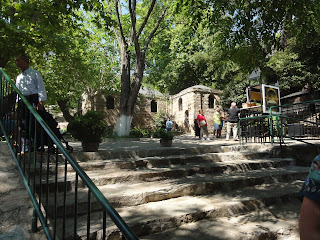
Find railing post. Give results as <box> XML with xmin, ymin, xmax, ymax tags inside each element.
<box><xmin>238</xmin><ymin>120</ymin><xmax>241</xmax><ymax>144</ymax></box>
<box><xmin>0</xmin><ymin>70</ymin><xmax>2</xmax><ymax>96</ymax></box>
<box><xmin>0</xmin><ymin>70</ymin><xmax>3</xmax><ymax>113</ymax></box>
<box><xmin>270</xmin><ymin>114</ymin><xmax>273</xmax><ymax>144</ymax></box>
<box><xmin>32</xmin><ymin>209</ymin><xmax>38</xmax><ymax>232</ymax></box>
<box><xmin>276</xmin><ymin>116</ymin><xmax>280</xmax><ymax>142</ymax></box>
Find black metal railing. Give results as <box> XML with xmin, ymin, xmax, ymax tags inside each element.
<box><xmin>239</xmin><ymin>99</ymin><xmax>320</xmax><ymax>145</ymax></box>
<box><xmin>0</xmin><ymin>68</ymin><xmax>138</xmax><ymax>240</ymax></box>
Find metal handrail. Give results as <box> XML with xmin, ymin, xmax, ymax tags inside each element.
<box><xmin>239</xmin><ymin>99</ymin><xmax>320</xmax><ymax>145</ymax></box>
<box><xmin>0</xmin><ymin>68</ymin><xmax>138</xmax><ymax>240</ymax></box>
<box><xmin>272</xmin><ymin>99</ymin><xmax>320</xmax><ymax>108</ymax></box>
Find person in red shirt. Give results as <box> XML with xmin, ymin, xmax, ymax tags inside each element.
<box><xmin>196</xmin><ymin>109</ymin><xmax>210</xmax><ymax>140</ymax></box>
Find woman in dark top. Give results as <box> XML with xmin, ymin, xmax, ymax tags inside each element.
<box><xmin>193</xmin><ymin>117</ymin><xmax>200</xmax><ymax>138</ymax></box>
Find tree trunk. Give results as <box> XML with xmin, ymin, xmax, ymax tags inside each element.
<box><xmin>114</xmin><ymin>39</ymin><xmax>132</xmax><ymax>136</ymax></box>
<box><xmin>113</xmin><ymin>0</ymin><xmax>167</xmax><ymax>136</ymax></box>
<box><xmin>57</xmin><ymin>99</ymin><xmax>74</xmax><ymax>122</ymax></box>
<box><xmin>128</xmin><ymin>53</ymin><xmax>145</xmax><ymax>114</ymax></box>
<box><xmin>114</xmin><ymin>43</ymin><xmax>146</xmax><ymax>136</ymax></box>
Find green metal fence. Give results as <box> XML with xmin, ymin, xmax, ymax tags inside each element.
<box><xmin>239</xmin><ymin>99</ymin><xmax>320</xmax><ymax>145</ymax></box>
<box><xmin>0</xmin><ymin>68</ymin><xmax>138</xmax><ymax>240</ymax></box>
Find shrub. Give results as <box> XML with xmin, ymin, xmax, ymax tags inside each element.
<box><xmin>130</xmin><ymin>127</ymin><xmax>152</xmax><ymax>138</ymax></box>
<box><xmin>130</xmin><ymin>127</ymin><xmax>144</xmax><ymax>138</ymax></box>
<box><xmin>152</xmin><ymin>128</ymin><xmax>174</xmax><ymax>140</ymax></box>
<box><xmin>67</xmin><ymin>111</ymin><xmax>108</xmax><ymax>143</ymax></box>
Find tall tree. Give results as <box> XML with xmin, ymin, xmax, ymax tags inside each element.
<box><xmin>105</xmin><ymin>0</ymin><xmax>174</xmax><ymax>136</ymax></box>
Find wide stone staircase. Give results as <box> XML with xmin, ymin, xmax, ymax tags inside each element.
<box><xmin>36</xmin><ymin>143</ymin><xmax>308</xmax><ymax>239</ymax></box>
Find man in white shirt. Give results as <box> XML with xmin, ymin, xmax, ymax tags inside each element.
<box><xmin>15</xmin><ymin>55</ymin><xmax>47</xmax><ymax>110</ymax></box>
<box><xmin>15</xmin><ymin>54</ymin><xmax>47</xmax><ymax>153</ymax></box>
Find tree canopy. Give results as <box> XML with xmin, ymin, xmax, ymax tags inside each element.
<box><xmin>144</xmin><ymin>0</ymin><xmax>320</xmax><ymax>106</ymax></box>
<box><xmin>1</xmin><ymin>0</ymin><xmax>319</xmax><ymax>115</ymax></box>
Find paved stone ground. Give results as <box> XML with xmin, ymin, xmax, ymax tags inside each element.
<box><xmin>0</xmin><ymin>143</ymin><xmax>46</xmax><ymax>240</ymax></box>
<box><xmin>68</xmin><ymin>134</ymin><xmax>258</xmax><ymax>152</ymax></box>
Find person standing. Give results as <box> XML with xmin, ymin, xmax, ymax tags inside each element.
<box><xmin>299</xmin><ymin>154</ymin><xmax>320</xmax><ymax>240</ymax></box>
<box><xmin>226</xmin><ymin>102</ymin><xmax>240</xmax><ymax>141</ymax></box>
<box><xmin>213</xmin><ymin>106</ymin><xmax>222</xmax><ymax>138</ymax></box>
<box><xmin>197</xmin><ymin>109</ymin><xmax>210</xmax><ymax>141</ymax></box>
<box><xmin>166</xmin><ymin>117</ymin><xmax>173</xmax><ymax>132</ymax></box>
<box><xmin>15</xmin><ymin>54</ymin><xmax>47</xmax><ymax>153</ymax></box>
<box><xmin>161</xmin><ymin>118</ymin><xmax>166</xmax><ymax>129</ymax></box>
<box><xmin>193</xmin><ymin>116</ymin><xmax>200</xmax><ymax>139</ymax></box>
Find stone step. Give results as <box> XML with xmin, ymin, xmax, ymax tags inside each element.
<box><xmin>140</xmin><ymin>198</ymin><xmax>301</xmax><ymax>240</ymax></box>
<box><xmin>29</xmin><ymin>151</ymin><xmax>274</xmax><ymax>176</ymax></box>
<box><xmin>70</xmin><ymin>144</ymin><xmax>271</xmax><ymax>162</ymax></box>
<box><xmin>43</xmin><ymin>166</ymin><xmax>307</xmax><ymax>217</ymax></box>
<box><xmin>84</xmin><ymin>157</ymin><xmax>295</xmax><ymax>186</ymax></box>
<box><xmin>35</xmin><ymin>157</ymin><xmax>296</xmax><ymax>193</ymax></box>
<box><xmin>79</xmin><ymin>151</ymin><xmax>271</xmax><ymax>169</ymax></box>
<box><xmin>54</xmin><ymin>180</ymin><xmax>303</xmax><ymax>239</ymax></box>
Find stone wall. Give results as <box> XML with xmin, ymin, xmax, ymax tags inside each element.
<box><xmin>83</xmin><ymin>93</ymin><xmax>168</xmax><ymax>130</ymax></box>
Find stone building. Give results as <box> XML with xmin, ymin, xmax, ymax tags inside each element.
<box><xmin>168</xmin><ymin>85</ymin><xmax>222</xmax><ymax>132</ymax></box>
<box><xmin>82</xmin><ymin>87</ymin><xmax>167</xmax><ymax>130</ymax></box>
<box><xmin>82</xmin><ymin>85</ymin><xmax>222</xmax><ymax>133</ymax></box>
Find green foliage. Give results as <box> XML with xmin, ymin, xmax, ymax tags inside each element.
<box><xmin>177</xmin><ymin>0</ymin><xmax>320</xmax><ymax>69</ymax></box>
<box><xmin>0</xmin><ymin>0</ymin><xmax>85</xmax><ymax>67</ymax></box>
<box><xmin>1</xmin><ymin>2</ymin><xmax>117</xmax><ymax>117</ymax></box>
<box><xmin>67</xmin><ymin>110</ymin><xmax>108</xmax><ymax>143</ymax></box>
<box><xmin>292</xmin><ymin>30</ymin><xmax>320</xmax><ymax>90</ymax></box>
<box><xmin>146</xmin><ymin>23</ymin><xmax>219</xmax><ymax>94</ymax></box>
<box><xmin>129</xmin><ymin>127</ymin><xmax>152</xmax><ymax>138</ymax></box>
<box><xmin>2</xmin><ymin>0</ymin><xmax>319</xmax><ymax>124</ymax></box>
<box><xmin>153</xmin><ymin>109</ymin><xmax>167</xmax><ymax>128</ymax></box>
<box><xmin>266</xmin><ymin>35</ymin><xmax>319</xmax><ymax>96</ymax></box>
<box><xmin>219</xmin><ymin>75</ymin><xmax>248</xmax><ymax>110</ymax></box>
<box><xmin>152</xmin><ymin>128</ymin><xmax>174</xmax><ymax>140</ymax></box>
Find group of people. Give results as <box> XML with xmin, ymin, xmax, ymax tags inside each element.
<box><xmin>194</xmin><ymin>102</ymin><xmax>240</xmax><ymax>141</ymax></box>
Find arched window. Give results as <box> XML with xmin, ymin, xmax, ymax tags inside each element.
<box><xmin>106</xmin><ymin>95</ymin><xmax>115</xmax><ymax>109</ymax></box>
<box><xmin>185</xmin><ymin>110</ymin><xmax>189</xmax><ymax>118</ymax></box>
<box><xmin>151</xmin><ymin>100</ymin><xmax>157</xmax><ymax>112</ymax></box>
<box><xmin>208</xmin><ymin>94</ymin><xmax>215</xmax><ymax>108</ymax></box>
<box><xmin>178</xmin><ymin>98</ymin><xmax>183</xmax><ymax>111</ymax></box>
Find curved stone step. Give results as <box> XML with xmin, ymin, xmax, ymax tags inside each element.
<box><xmin>69</xmin><ymin>143</ymin><xmax>271</xmax><ymax>162</ymax></box>
<box><xmin>54</xmin><ymin>180</ymin><xmax>303</xmax><ymax>239</ymax></box>
<box><xmin>34</xmin><ymin>157</ymin><xmax>296</xmax><ymax>193</ymax></box>
<box><xmin>29</xmin><ymin>151</ymin><xmax>280</xmax><ymax>176</ymax></box>
<box><xmin>140</xmin><ymin>199</ymin><xmax>301</xmax><ymax>240</ymax></box>
<box><xmin>43</xmin><ymin>166</ymin><xmax>307</xmax><ymax>218</ymax></box>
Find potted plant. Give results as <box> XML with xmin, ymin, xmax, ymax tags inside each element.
<box><xmin>153</xmin><ymin>128</ymin><xmax>174</xmax><ymax>147</ymax></box>
<box><xmin>67</xmin><ymin>110</ymin><xmax>108</xmax><ymax>152</ymax></box>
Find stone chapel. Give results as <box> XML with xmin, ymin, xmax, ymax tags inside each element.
<box><xmin>82</xmin><ymin>85</ymin><xmax>222</xmax><ymax>133</ymax></box>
